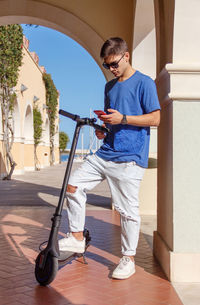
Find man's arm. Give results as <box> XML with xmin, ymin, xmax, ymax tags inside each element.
<box><xmin>100</xmin><ymin>108</ymin><xmax>160</xmax><ymax>127</ymax></box>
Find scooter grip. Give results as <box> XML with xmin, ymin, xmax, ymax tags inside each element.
<box><xmin>59</xmin><ymin>109</ymin><xmax>79</xmax><ymax>121</ymax></box>
<box><xmin>93</xmin><ymin>123</ymin><xmax>110</xmax><ymax>133</ymax></box>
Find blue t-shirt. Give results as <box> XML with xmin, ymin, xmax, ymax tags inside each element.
<box><xmin>96</xmin><ymin>71</ymin><xmax>161</xmax><ymax>168</ymax></box>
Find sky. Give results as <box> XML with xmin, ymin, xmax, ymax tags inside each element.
<box><xmin>22</xmin><ymin>24</ymin><xmax>106</xmax><ymax>150</ymax></box>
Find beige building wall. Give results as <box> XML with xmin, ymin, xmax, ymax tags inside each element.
<box><xmin>0</xmin><ymin>35</ymin><xmax>60</xmax><ymax>177</ymax></box>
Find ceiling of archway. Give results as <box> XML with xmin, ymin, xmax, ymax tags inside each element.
<box><xmin>33</xmin><ymin>0</ymin><xmax>135</xmax><ymax>49</ymax></box>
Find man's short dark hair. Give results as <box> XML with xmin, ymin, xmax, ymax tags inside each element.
<box><xmin>100</xmin><ymin>37</ymin><xmax>128</xmax><ymax>58</ymax></box>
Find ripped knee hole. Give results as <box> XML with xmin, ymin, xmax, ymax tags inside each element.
<box><xmin>67</xmin><ymin>184</ymin><xmax>77</xmax><ymax>193</ymax></box>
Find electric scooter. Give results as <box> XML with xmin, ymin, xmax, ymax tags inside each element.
<box><xmin>35</xmin><ymin>109</ymin><xmax>109</xmax><ymax>286</ymax></box>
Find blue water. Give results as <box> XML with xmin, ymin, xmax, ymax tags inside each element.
<box><xmin>61</xmin><ymin>154</ymin><xmax>70</xmax><ymax>162</ymax></box>
<box><xmin>61</xmin><ymin>150</ymin><xmax>94</xmax><ymax>162</ymax></box>
<box><xmin>61</xmin><ymin>154</ymin><xmax>81</xmax><ymax>162</ymax></box>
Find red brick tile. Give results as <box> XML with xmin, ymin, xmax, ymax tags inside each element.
<box><xmin>0</xmin><ymin>208</ymin><xmax>183</xmax><ymax>305</ymax></box>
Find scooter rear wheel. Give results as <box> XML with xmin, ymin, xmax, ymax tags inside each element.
<box><xmin>35</xmin><ymin>252</ymin><xmax>58</xmax><ymax>286</ymax></box>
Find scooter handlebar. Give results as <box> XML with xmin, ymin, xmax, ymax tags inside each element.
<box><xmin>59</xmin><ymin>109</ymin><xmax>110</xmax><ymax>133</ymax></box>
<box><xmin>90</xmin><ymin>122</ymin><xmax>109</xmax><ymax>133</ymax></box>
<box><xmin>59</xmin><ymin>109</ymin><xmax>80</xmax><ymax>121</ymax></box>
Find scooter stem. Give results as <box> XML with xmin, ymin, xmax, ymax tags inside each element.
<box><xmin>56</xmin><ymin>122</ymin><xmax>82</xmax><ymax>215</ymax></box>
<box><xmin>42</xmin><ymin>122</ymin><xmax>82</xmax><ymax>264</ymax></box>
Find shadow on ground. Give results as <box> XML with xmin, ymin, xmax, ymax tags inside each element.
<box><xmin>0</xmin><ymin>179</ymin><xmax>111</xmax><ymax>209</ymax></box>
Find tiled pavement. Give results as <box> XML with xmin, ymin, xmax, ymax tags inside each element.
<box><xmin>0</xmin><ymin>163</ymin><xmax>184</xmax><ymax>305</ymax></box>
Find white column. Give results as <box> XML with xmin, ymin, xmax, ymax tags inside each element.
<box><xmin>154</xmin><ymin>63</ymin><xmax>200</xmax><ymax>282</ymax></box>
<box><xmin>153</xmin><ymin>0</ymin><xmax>200</xmax><ymax>282</ymax></box>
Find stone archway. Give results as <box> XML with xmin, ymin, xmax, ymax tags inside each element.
<box><xmin>0</xmin><ymin>0</ymin><xmax>116</xmax><ymax>81</ymax></box>
<box><xmin>0</xmin><ymin>0</ymin><xmax>162</xmax><ymax>253</ymax></box>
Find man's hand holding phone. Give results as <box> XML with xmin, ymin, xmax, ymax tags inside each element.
<box><xmin>93</xmin><ymin>111</ymin><xmax>107</xmax><ymax>139</ymax></box>
<box><xmin>93</xmin><ymin>110</ymin><xmax>106</xmax><ymax>118</ymax></box>
<box><xmin>94</xmin><ymin>109</ymin><xmax>123</xmax><ymax>125</ymax></box>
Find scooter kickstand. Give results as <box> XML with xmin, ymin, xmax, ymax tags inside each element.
<box><xmin>76</xmin><ymin>251</ymin><xmax>88</xmax><ymax>265</ymax></box>
<box><xmin>82</xmin><ymin>252</ymin><xmax>88</xmax><ymax>265</ymax></box>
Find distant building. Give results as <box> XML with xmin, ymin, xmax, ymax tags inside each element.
<box><xmin>0</xmin><ymin>35</ymin><xmax>59</xmax><ymax>177</ymax></box>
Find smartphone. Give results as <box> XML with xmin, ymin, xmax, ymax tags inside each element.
<box><xmin>94</xmin><ymin>110</ymin><xmax>106</xmax><ymax>116</ymax></box>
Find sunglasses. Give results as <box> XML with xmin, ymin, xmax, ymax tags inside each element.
<box><xmin>102</xmin><ymin>53</ymin><xmax>125</xmax><ymax>70</ymax></box>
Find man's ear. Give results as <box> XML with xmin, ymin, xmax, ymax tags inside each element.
<box><xmin>125</xmin><ymin>52</ymin><xmax>130</xmax><ymax>62</ymax></box>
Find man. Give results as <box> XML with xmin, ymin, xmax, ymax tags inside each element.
<box><xmin>59</xmin><ymin>37</ymin><xmax>160</xmax><ymax>279</ymax></box>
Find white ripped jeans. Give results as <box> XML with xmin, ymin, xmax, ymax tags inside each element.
<box><xmin>66</xmin><ymin>154</ymin><xmax>145</xmax><ymax>256</ymax></box>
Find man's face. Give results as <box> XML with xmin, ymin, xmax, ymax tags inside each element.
<box><xmin>103</xmin><ymin>52</ymin><xmax>129</xmax><ymax>77</ymax></box>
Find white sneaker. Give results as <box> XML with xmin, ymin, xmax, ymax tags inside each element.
<box><xmin>59</xmin><ymin>233</ymin><xmax>85</xmax><ymax>253</ymax></box>
<box><xmin>112</xmin><ymin>256</ymin><xmax>135</xmax><ymax>279</ymax></box>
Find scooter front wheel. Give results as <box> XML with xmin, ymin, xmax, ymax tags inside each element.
<box><xmin>35</xmin><ymin>252</ymin><xmax>58</xmax><ymax>286</ymax></box>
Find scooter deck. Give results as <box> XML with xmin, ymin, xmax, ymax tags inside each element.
<box><xmin>58</xmin><ymin>229</ymin><xmax>91</xmax><ymax>263</ymax></box>
<box><xmin>58</xmin><ymin>250</ymin><xmax>76</xmax><ymax>262</ymax></box>
<box><xmin>58</xmin><ymin>250</ymin><xmax>88</xmax><ymax>265</ymax></box>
